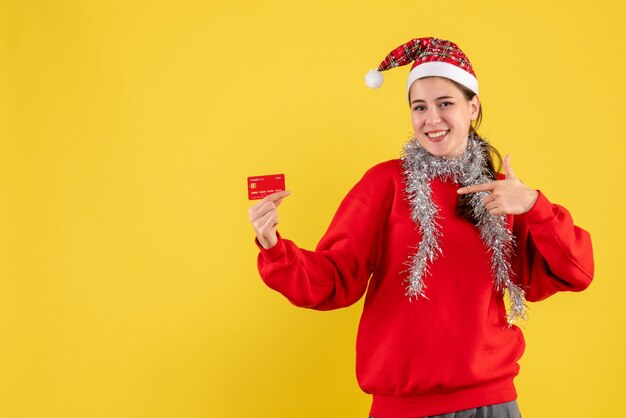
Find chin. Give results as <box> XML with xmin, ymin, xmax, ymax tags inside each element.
<box><xmin>417</xmin><ymin>142</ymin><xmax>452</xmax><ymax>157</ymax></box>
<box><xmin>417</xmin><ymin>135</ymin><xmax>467</xmax><ymax>158</ymax></box>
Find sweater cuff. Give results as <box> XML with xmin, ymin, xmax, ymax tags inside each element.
<box><xmin>254</xmin><ymin>231</ymin><xmax>288</xmax><ymax>263</ymax></box>
<box><xmin>517</xmin><ymin>190</ymin><xmax>554</xmax><ymax>224</ymax></box>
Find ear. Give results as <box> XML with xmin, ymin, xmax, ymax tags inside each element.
<box><xmin>469</xmin><ymin>95</ymin><xmax>480</xmax><ymax>120</ymax></box>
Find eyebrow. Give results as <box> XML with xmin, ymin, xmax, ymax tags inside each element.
<box><xmin>411</xmin><ymin>96</ymin><xmax>455</xmax><ymax>105</ymax></box>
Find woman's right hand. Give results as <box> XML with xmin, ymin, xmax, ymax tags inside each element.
<box><xmin>248</xmin><ymin>190</ymin><xmax>291</xmax><ymax>249</ymax></box>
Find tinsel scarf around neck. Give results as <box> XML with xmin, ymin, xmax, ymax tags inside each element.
<box><xmin>400</xmin><ymin>131</ymin><xmax>527</xmax><ymax>325</ymax></box>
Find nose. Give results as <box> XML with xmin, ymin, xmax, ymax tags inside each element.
<box><xmin>425</xmin><ymin>107</ymin><xmax>441</xmax><ymax>126</ymax></box>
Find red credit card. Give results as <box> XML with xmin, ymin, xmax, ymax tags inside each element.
<box><xmin>247</xmin><ymin>174</ymin><xmax>286</xmax><ymax>200</ymax></box>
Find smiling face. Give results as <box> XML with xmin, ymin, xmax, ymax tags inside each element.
<box><xmin>408</xmin><ymin>77</ymin><xmax>480</xmax><ymax>158</ymax></box>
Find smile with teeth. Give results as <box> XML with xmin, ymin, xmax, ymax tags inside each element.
<box><xmin>426</xmin><ymin>129</ymin><xmax>449</xmax><ymax>138</ymax></box>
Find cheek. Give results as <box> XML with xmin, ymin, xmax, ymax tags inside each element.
<box><xmin>411</xmin><ymin>113</ymin><xmax>423</xmax><ymax>129</ymax></box>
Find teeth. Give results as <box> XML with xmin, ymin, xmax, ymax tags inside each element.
<box><xmin>427</xmin><ymin>130</ymin><xmax>448</xmax><ymax>138</ymax></box>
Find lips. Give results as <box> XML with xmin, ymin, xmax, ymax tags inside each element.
<box><xmin>425</xmin><ymin>129</ymin><xmax>449</xmax><ymax>143</ymax></box>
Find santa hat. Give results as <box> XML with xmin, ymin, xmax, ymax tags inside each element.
<box><xmin>365</xmin><ymin>37</ymin><xmax>479</xmax><ymax>98</ymax></box>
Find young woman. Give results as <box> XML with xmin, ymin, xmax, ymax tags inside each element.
<box><xmin>248</xmin><ymin>37</ymin><xmax>594</xmax><ymax>418</ymax></box>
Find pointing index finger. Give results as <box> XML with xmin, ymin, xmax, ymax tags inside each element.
<box><xmin>457</xmin><ymin>182</ymin><xmax>496</xmax><ymax>194</ymax></box>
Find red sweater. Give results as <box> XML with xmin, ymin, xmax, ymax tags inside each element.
<box><xmin>255</xmin><ymin>159</ymin><xmax>594</xmax><ymax>418</ymax></box>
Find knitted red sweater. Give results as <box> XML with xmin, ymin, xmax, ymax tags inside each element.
<box><xmin>255</xmin><ymin>159</ymin><xmax>594</xmax><ymax>418</ymax></box>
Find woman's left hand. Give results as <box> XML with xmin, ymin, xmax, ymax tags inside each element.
<box><xmin>457</xmin><ymin>154</ymin><xmax>539</xmax><ymax>215</ymax></box>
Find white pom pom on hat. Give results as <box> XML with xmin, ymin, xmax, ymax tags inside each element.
<box><xmin>364</xmin><ymin>37</ymin><xmax>479</xmax><ymax>98</ymax></box>
<box><xmin>365</xmin><ymin>69</ymin><xmax>384</xmax><ymax>88</ymax></box>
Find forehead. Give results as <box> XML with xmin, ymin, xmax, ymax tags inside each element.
<box><xmin>409</xmin><ymin>77</ymin><xmax>462</xmax><ymax>100</ymax></box>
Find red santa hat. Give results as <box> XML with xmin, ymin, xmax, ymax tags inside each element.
<box><xmin>365</xmin><ymin>37</ymin><xmax>479</xmax><ymax>98</ymax></box>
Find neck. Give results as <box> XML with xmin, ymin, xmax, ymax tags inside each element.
<box><xmin>401</xmin><ymin>131</ymin><xmax>485</xmax><ymax>185</ymax></box>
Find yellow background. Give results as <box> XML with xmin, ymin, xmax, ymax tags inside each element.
<box><xmin>1</xmin><ymin>1</ymin><xmax>624</xmax><ymax>417</ymax></box>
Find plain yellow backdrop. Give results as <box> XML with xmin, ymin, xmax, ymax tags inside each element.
<box><xmin>1</xmin><ymin>1</ymin><xmax>624</xmax><ymax>417</ymax></box>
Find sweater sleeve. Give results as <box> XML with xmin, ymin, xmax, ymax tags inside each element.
<box><xmin>511</xmin><ymin>190</ymin><xmax>594</xmax><ymax>302</ymax></box>
<box><xmin>254</xmin><ymin>164</ymin><xmax>391</xmax><ymax>311</ymax></box>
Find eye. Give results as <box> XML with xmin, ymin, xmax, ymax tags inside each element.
<box><xmin>440</xmin><ymin>101</ymin><xmax>454</xmax><ymax>107</ymax></box>
<box><xmin>412</xmin><ymin>105</ymin><xmax>426</xmax><ymax>111</ymax></box>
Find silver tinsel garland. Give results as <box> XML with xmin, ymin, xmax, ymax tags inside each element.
<box><xmin>400</xmin><ymin>131</ymin><xmax>528</xmax><ymax>325</ymax></box>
